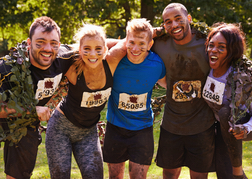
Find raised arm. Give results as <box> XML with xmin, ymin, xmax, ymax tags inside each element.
<box><xmin>106</xmin><ymin>38</ymin><xmax>127</xmax><ymax>76</ymax></box>
<box><xmin>106</xmin><ymin>38</ymin><xmax>122</xmax><ymax>49</ymax></box>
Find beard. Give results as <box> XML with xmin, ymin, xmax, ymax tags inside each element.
<box><xmin>30</xmin><ymin>44</ymin><xmax>56</xmax><ymax>68</ymax></box>
<box><xmin>173</xmin><ymin>25</ymin><xmax>190</xmax><ymax>41</ymax></box>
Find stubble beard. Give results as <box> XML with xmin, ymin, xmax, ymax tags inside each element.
<box><xmin>30</xmin><ymin>44</ymin><xmax>55</xmax><ymax>68</ymax></box>
<box><xmin>171</xmin><ymin>22</ymin><xmax>190</xmax><ymax>42</ymax></box>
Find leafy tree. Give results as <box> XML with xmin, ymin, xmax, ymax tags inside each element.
<box><xmin>0</xmin><ymin>0</ymin><xmax>38</xmax><ymax>53</ymax></box>
<box><xmin>0</xmin><ymin>0</ymin><xmax>252</xmax><ymax>50</ymax></box>
<box><xmin>44</xmin><ymin>0</ymin><xmax>141</xmax><ymax>43</ymax></box>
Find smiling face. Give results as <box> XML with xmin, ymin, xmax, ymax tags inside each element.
<box><xmin>162</xmin><ymin>7</ymin><xmax>192</xmax><ymax>45</ymax></box>
<box><xmin>27</xmin><ymin>26</ymin><xmax>60</xmax><ymax>70</ymax></box>
<box><xmin>126</xmin><ymin>31</ymin><xmax>153</xmax><ymax>64</ymax></box>
<box><xmin>79</xmin><ymin>35</ymin><xmax>106</xmax><ymax>69</ymax></box>
<box><xmin>207</xmin><ymin>32</ymin><xmax>229</xmax><ymax>76</ymax></box>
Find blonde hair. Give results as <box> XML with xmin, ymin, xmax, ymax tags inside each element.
<box><xmin>72</xmin><ymin>24</ymin><xmax>107</xmax><ymax>75</ymax></box>
<box><xmin>126</xmin><ymin>18</ymin><xmax>153</xmax><ymax>42</ymax></box>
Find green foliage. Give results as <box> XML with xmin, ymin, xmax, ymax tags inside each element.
<box><xmin>1</xmin><ymin>0</ymin><xmax>252</xmax><ymax>47</ymax></box>
<box><xmin>0</xmin><ymin>0</ymin><xmax>40</xmax><ymax>48</ymax></box>
<box><xmin>0</xmin><ymin>41</ymin><xmax>38</xmax><ymax>145</ymax></box>
<box><xmin>226</xmin><ymin>56</ymin><xmax>252</xmax><ymax>125</ymax></box>
<box><xmin>2</xmin><ymin>127</ymin><xmax>252</xmax><ymax>178</ymax></box>
<box><xmin>0</xmin><ymin>0</ymin><xmax>36</xmax><ymax>28</ymax></box>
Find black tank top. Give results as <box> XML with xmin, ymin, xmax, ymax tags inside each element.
<box><xmin>60</xmin><ymin>60</ymin><xmax>113</xmax><ymax>128</ymax></box>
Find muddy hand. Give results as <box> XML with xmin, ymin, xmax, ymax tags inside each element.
<box><xmin>229</xmin><ymin>123</ymin><xmax>248</xmax><ymax>140</ymax></box>
<box><xmin>36</xmin><ymin>106</ymin><xmax>51</xmax><ymax>121</ymax></box>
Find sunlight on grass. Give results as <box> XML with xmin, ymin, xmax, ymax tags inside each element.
<box><xmin>0</xmin><ymin>106</ymin><xmax>251</xmax><ymax>178</ymax></box>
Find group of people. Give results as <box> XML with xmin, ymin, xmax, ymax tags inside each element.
<box><xmin>0</xmin><ymin>2</ymin><xmax>251</xmax><ymax>179</ymax></box>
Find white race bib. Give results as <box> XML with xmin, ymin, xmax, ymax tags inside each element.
<box><xmin>35</xmin><ymin>73</ymin><xmax>62</xmax><ymax>100</ymax></box>
<box><xmin>172</xmin><ymin>80</ymin><xmax>201</xmax><ymax>102</ymax></box>
<box><xmin>118</xmin><ymin>93</ymin><xmax>147</xmax><ymax>111</ymax></box>
<box><xmin>81</xmin><ymin>87</ymin><xmax>111</xmax><ymax>108</ymax></box>
<box><xmin>203</xmin><ymin>76</ymin><xmax>225</xmax><ymax>105</ymax></box>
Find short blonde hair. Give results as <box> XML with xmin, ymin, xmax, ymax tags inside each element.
<box><xmin>126</xmin><ymin>18</ymin><xmax>153</xmax><ymax>42</ymax></box>
<box><xmin>73</xmin><ymin>24</ymin><xmax>107</xmax><ymax>75</ymax></box>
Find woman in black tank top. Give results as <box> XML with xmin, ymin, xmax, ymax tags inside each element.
<box><xmin>45</xmin><ymin>24</ymin><xmax>126</xmax><ymax>179</ymax></box>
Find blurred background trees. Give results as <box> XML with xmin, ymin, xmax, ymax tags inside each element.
<box><xmin>1</xmin><ymin>0</ymin><xmax>252</xmax><ymax>56</ymax></box>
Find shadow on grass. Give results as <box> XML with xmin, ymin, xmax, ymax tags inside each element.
<box><xmin>0</xmin><ymin>123</ymin><xmax>251</xmax><ymax>178</ymax></box>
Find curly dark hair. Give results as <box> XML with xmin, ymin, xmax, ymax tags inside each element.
<box><xmin>205</xmin><ymin>22</ymin><xmax>246</xmax><ymax>66</ymax></box>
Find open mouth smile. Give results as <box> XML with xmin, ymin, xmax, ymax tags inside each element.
<box><xmin>41</xmin><ymin>52</ymin><xmax>52</xmax><ymax>59</ymax></box>
<box><xmin>131</xmin><ymin>52</ymin><xmax>141</xmax><ymax>56</ymax></box>
<box><xmin>172</xmin><ymin>28</ymin><xmax>182</xmax><ymax>34</ymax></box>
<box><xmin>89</xmin><ymin>58</ymin><xmax>98</xmax><ymax>63</ymax></box>
<box><xmin>210</xmin><ymin>55</ymin><xmax>218</xmax><ymax>64</ymax></box>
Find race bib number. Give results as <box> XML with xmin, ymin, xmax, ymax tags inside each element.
<box><xmin>81</xmin><ymin>87</ymin><xmax>111</xmax><ymax>108</ymax></box>
<box><xmin>172</xmin><ymin>80</ymin><xmax>201</xmax><ymax>102</ymax></box>
<box><xmin>118</xmin><ymin>93</ymin><xmax>147</xmax><ymax>111</ymax></box>
<box><xmin>203</xmin><ymin>76</ymin><xmax>225</xmax><ymax>105</ymax></box>
<box><xmin>35</xmin><ymin>73</ymin><xmax>62</xmax><ymax>100</ymax></box>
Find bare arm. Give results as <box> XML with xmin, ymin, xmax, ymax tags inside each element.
<box><xmin>106</xmin><ymin>38</ymin><xmax>121</xmax><ymax>49</ymax></box>
<box><xmin>157</xmin><ymin>76</ymin><xmax>167</xmax><ymax>89</ymax></box>
<box><xmin>106</xmin><ymin>38</ymin><xmax>127</xmax><ymax>76</ymax></box>
<box><xmin>0</xmin><ymin>104</ymin><xmax>17</xmax><ymax>118</ymax></box>
<box><xmin>0</xmin><ymin>103</ymin><xmax>51</xmax><ymax>121</ymax></box>
<box><xmin>152</xmin><ymin>25</ymin><xmax>166</xmax><ymax>39</ymax></box>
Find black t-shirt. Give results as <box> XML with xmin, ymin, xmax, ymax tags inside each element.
<box><xmin>0</xmin><ymin>45</ymin><xmax>74</xmax><ymax>106</ymax></box>
<box><xmin>0</xmin><ymin>45</ymin><xmax>74</xmax><ymax>130</ymax></box>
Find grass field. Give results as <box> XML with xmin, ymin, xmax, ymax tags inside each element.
<box><xmin>0</xmin><ymin>86</ymin><xmax>252</xmax><ymax>178</ymax></box>
<box><xmin>0</xmin><ymin>120</ymin><xmax>251</xmax><ymax>179</ymax></box>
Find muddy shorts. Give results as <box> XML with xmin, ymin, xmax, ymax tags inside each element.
<box><xmin>156</xmin><ymin>125</ymin><xmax>215</xmax><ymax>172</ymax></box>
<box><xmin>103</xmin><ymin>122</ymin><xmax>154</xmax><ymax>165</ymax></box>
<box><xmin>4</xmin><ymin>127</ymin><xmax>41</xmax><ymax>179</ymax></box>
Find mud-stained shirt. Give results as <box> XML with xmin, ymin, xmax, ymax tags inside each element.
<box><xmin>152</xmin><ymin>35</ymin><xmax>215</xmax><ymax>135</ymax></box>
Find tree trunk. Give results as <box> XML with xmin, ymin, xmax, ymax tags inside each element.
<box><xmin>250</xmin><ymin>46</ymin><xmax>252</xmax><ymax>59</ymax></box>
<box><xmin>119</xmin><ymin>0</ymin><xmax>131</xmax><ymax>28</ymax></box>
<box><xmin>141</xmin><ymin>0</ymin><xmax>154</xmax><ymax>24</ymax></box>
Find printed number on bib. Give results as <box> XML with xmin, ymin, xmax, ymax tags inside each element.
<box><xmin>81</xmin><ymin>87</ymin><xmax>111</xmax><ymax>108</ymax></box>
<box><xmin>118</xmin><ymin>93</ymin><xmax>147</xmax><ymax>111</ymax></box>
<box><xmin>172</xmin><ymin>80</ymin><xmax>201</xmax><ymax>102</ymax></box>
<box><xmin>203</xmin><ymin>76</ymin><xmax>225</xmax><ymax>105</ymax></box>
<box><xmin>35</xmin><ymin>73</ymin><xmax>62</xmax><ymax>100</ymax></box>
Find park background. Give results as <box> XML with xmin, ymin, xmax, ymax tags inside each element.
<box><xmin>1</xmin><ymin>0</ymin><xmax>252</xmax><ymax>178</ymax></box>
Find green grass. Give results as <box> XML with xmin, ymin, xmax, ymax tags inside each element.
<box><xmin>0</xmin><ymin>87</ymin><xmax>251</xmax><ymax>178</ymax></box>
<box><xmin>0</xmin><ymin>120</ymin><xmax>252</xmax><ymax>178</ymax></box>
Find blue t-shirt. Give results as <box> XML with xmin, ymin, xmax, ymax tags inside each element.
<box><xmin>106</xmin><ymin>50</ymin><xmax>166</xmax><ymax>130</ymax></box>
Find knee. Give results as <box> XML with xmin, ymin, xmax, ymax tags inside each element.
<box><xmin>163</xmin><ymin>168</ymin><xmax>181</xmax><ymax>179</ymax></box>
<box><xmin>190</xmin><ymin>170</ymin><xmax>208</xmax><ymax>179</ymax></box>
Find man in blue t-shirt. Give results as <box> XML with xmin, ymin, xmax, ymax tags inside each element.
<box><xmin>103</xmin><ymin>18</ymin><xmax>166</xmax><ymax>179</ymax></box>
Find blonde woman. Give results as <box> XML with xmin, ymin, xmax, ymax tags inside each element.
<box><xmin>45</xmin><ymin>24</ymin><xmax>125</xmax><ymax>179</ymax></box>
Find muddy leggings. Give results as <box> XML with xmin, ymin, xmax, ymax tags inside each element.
<box><xmin>45</xmin><ymin>109</ymin><xmax>103</xmax><ymax>179</ymax></box>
